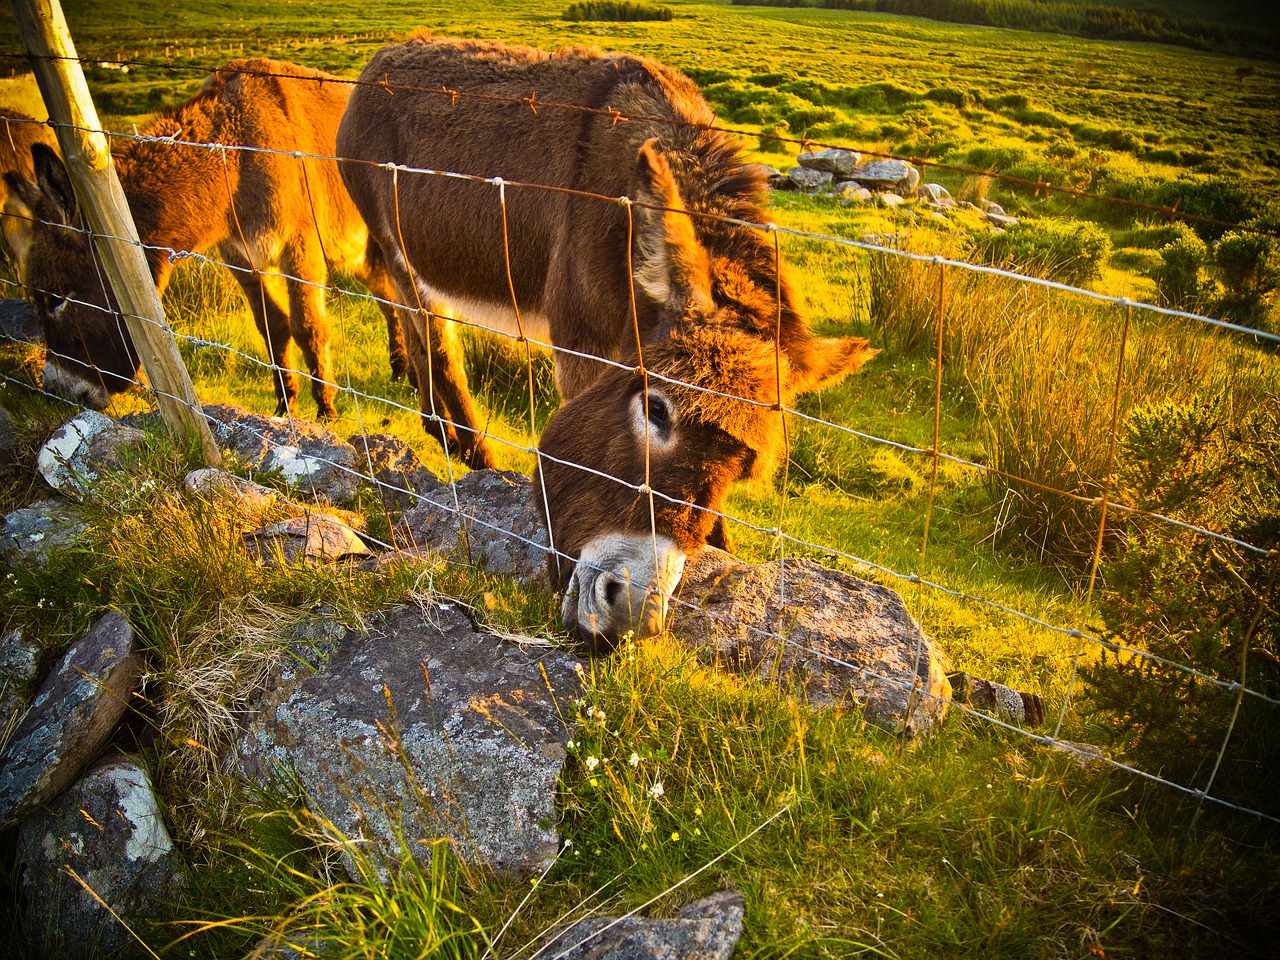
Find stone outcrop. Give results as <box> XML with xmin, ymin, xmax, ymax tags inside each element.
<box><xmin>348</xmin><ymin>431</ymin><xmax>440</xmax><ymax>512</ymax></box>
<box><xmin>797</xmin><ymin>147</ymin><xmax>862</xmax><ymax>177</ymax></box>
<box><xmin>672</xmin><ymin>548</ymin><xmax>950</xmax><ymax>736</ymax></box>
<box><xmin>202</xmin><ymin>403</ymin><xmax>361</xmax><ymax>503</ymax></box>
<box><xmin>234</xmin><ymin>603</ymin><xmax>583</xmax><ymax>880</ymax></box>
<box><xmin>394</xmin><ymin>469</ymin><xmax>550</xmax><ymax>586</ymax></box>
<box><xmin>0</xmin><ymin>612</ymin><xmax>140</xmax><ymax>829</ymax></box>
<box><xmin>1</xmin><ymin>498</ymin><xmax>90</xmax><ymax>569</ymax></box>
<box><xmin>846</xmin><ymin>158</ymin><xmax>921</xmax><ymax>194</ymax></box>
<box><xmin>17</xmin><ymin>755</ymin><xmax>184</xmax><ymax>960</ymax></box>
<box><xmin>183</xmin><ymin>467</ymin><xmax>280</xmax><ymax>513</ymax></box>
<box><xmin>540</xmin><ymin>891</ymin><xmax>746</xmax><ymax>960</ymax></box>
<box><xmin>36</xmin><ymin>411</ymin><xmax>147</xmax><ymax>499</ymax></box>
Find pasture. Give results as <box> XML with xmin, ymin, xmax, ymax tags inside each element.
<box><xmin>0</xmin><ymin>1</ymin><xmax>1277</xmax><ymax>957</ymax></box>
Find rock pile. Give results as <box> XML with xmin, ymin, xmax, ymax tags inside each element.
<box><xmin>767</xmin><ymin>147</ymin><xmax>1020</xmax><ymax>231</ymax></box>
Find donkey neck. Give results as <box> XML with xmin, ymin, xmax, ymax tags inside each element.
<box><xmin>113</xmin><ymin>96</ymin><xmax>236</xmax><ymax>283</ymax></box>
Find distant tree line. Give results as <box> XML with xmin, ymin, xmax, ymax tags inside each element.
<box><xmin>730</xmin><ymin>0</ymin><xmax>1279</xmax><ymax>61</ymax></box>
<box><xmin>564</xmin><ymin>1</ymin><xmax>675</xmax><ymax>21</ymax></box>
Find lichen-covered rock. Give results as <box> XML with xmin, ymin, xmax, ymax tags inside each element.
<box><xmin>202</xmin><ymin>403</ymin><xmax>361</xmax><ymax>503</ymax></box>
<box><xmin>986</xmin><ymin>211</ymin><xmax>1020</xmax><ymax>228</ymax></box>
<box><xmin>918</xmin><ymin>182</ymin><xmax>955</xmax><ymax>208</ymax></box>
<box><xmin>17</xmin><ymin>755</ymin><xmax>184</xmax><ymax>960</ymax></box>
<box><xmin>797</xmin><ymin>148</ymin><xmax>862</xmax><ymax>177</ymax></box>
<box><xmin>846</xmin><ymin>158</ymin><xmax>920</xmax><ymax>194</ymax></box>
<box><xmin>0</xmin><ymin>612</ymin><xmax>139</xmax><ymax>829</ymax></box>
<box><xmin>1</xmin><ymin>498</ymin><xmax>90</xmax><ymax>569</ymax></box>
<box><xmin>0</xmin><ymin>626</ymin><xmax>41</xmax><ymax>750</ymax></box>
<box><xmin>235</xmin><ymin>603</ymin><xmax>583</xmax><ymax>880</ymax></box>
<box><xmin>540</xmin><ymin>891</ymin><xmax>746</xmax><ymax>960</ymax></box>
<box><xmin>671</xmin><ymin>549</ymin><xmax>950</xmax><ymax>736</ymax></box>
<box><xmin>183</xmin><ymin>467</ymin><xmax>280</xmax><ymax>513</ymax></box>
<box><xmin>877</xmin><ymin>192</ymin><xmax>907</xmax><ymax>209</ymax></box>
<box><xmin>394</xmin><ymin>469</ymin><xmax>549</xmax><ymax>586</ymax></box>
<box><xmin>348</xmin><ymin>432</ymin><xmax>440</xmax><ymax>512</ymax></box>
<box><xmin>786</xmin><ymin>166</ymin><xmax>834</xmax><ymax>192</ymax></box>
<box><xmin>243</xmin><ymin>513</ymin><xmax>371</xmax><ymax>565</ymax></box>
<box><xmin>36</xmin><ymin>411</ymin><xmax>147</xmax><ymax>499</ymax></box>
<box><xmin>834</xmin><ymin>183</ymin><xmax>873</xmax><ymax>203</ymax></box>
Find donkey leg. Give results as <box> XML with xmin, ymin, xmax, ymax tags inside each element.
<box><xmin>282</xmin><ymin>237</ymin><xmax>338</xmax><ymax>421</ymax></box>
<box><xmin>229</xmin><ymin>262</ymin><xmax>297</xmax><ymax>416</ymax></box>
<box><xmin>359</xmin><ymin>237</ymin><xmax>412</xmax><ymax>385</ymax></box>
<box><xmin>423</xmin><ymin>312</ymin><xmax>496</xmax><ymax>471</ymax></box>
<box><xmin>379</xmin><ymin>251</ymin><xmax>495</xmax><ymax>469</ymax></box>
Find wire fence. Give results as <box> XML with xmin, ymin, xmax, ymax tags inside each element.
<box><xmin>1</xmin><ymin>53</ymin><xmax>1277</xmax><ymax>831</ymax></box>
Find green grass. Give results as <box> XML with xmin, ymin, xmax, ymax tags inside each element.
<box><xmin>1</xmin><ymin>2</ymin><xmax>1278</xmax><ymax>957</ymax></box>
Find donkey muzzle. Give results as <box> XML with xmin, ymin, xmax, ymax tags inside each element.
<box><xmin>561</xmin><ymin>533</ymin><xmax>687</xmax><ymax>654</ymax></box>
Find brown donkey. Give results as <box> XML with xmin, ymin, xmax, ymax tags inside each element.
<box><xmin>0</xmin><ymin>110</ymin><xmax>58</xmax><ymax>276</ymax></box>
<box><xmin>339</xmin><ymin>36</ymin><xmax>877</xmax><ymax>648</ymax></box>
<box><xmin>7</xmin><ymin>59</ymin><xmax>409</xmax><ymax>418</ymax></box>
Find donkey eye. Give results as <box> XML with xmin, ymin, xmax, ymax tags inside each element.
<box><xmin>646</xmin><ymin>394</ymin><xmax>671</xmax><ymax>433</ymax></box>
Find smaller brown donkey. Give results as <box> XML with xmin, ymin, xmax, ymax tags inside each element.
<box><xmin>339</xmin><ymin>36</ymin><xmax>878</xmax><ymax>649</ymax></box>
<box><xmin>7</xmin><ymin>59</ymin><xmax>409</xmax><ymax>419</ymax></box>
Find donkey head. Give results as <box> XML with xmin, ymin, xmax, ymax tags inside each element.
<box><xmin>7</xmin><ymin>144</ymin><xmax>139</xmax><ymax>410</ymax></box>
<box><xmin>537</xmin><ymin>141</ymin><xmax>876</xmax><ymax>652</ymax></box>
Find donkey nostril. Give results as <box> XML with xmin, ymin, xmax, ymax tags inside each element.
<box><xmin>603</xmin><ymin>577</ymin><xmax>623</xmax><ymax>608</ymax></box>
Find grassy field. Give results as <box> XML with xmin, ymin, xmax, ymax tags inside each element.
<box><xmin>1</xmin><ymin>1</ymin><xmax>1278</xmax><ymax>957</ymax></box>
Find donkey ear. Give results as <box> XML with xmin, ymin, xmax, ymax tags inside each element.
<box><xmin>3</xmin><ymin>170</ymin><xmax>40</xmax><ymax>212</ymax></box>
<box><xmin>787</xmin><ymin>337</ymin><xmax>879</xmax><ymax>397</ymax></box>
<box><xmin>630</xmin><ymin>138</ymin><xmax>713</xmax><ymax>315</ymax></box>
<box><xmin>32</xmin><ymin>142</ymin><xmax>77</xmax><ymax>224</ymax></box>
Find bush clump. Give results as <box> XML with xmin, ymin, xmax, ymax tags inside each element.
<box><xmin>1214</xmin><ymin>228</ymin><xmax>1279</xmax><ymax>310</ymax></box>
<box><xmin>1153</xmin><ymin>225</ymin><xmax>1210</xmax><ymax>309</ymax></box>
<box><xmin>973</xmin><ymin>216</ymin><xmax>1112</xmax><ymax>286</ymax></box>
<box><xmin>1086</xmin><ymin>400</ymin><xmax>1280</xmax><ymax>817</ymax></box>
<box><xmin>564</xmin><ymin>1</ymin><xmax>673</xmax><ymax>21</ymax></box>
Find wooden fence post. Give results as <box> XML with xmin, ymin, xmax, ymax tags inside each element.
<box><xmin>10</xmin><ymin>0</ymin><xmax>222</xmax><ymax>467</ymax></box>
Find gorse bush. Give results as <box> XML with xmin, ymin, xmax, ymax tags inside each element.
<box><xmin>563</xmin><ymin>1</ymin><xmax>673</xmax><ymax>21</ymax></box>
<box><xmin>1214</xmin><ymin>229</ymin><xmax>1279</xmax><ymax>309</ymax></box>
<box><xmin>1154</xmin><ymin>225</ymin><xmax>1209</xmax><ymax>309</ymax></box>
<box><xmin>1086</xmin><ymin>400</ymin><xmax>1280</xmax><ymax>816</ymax></box>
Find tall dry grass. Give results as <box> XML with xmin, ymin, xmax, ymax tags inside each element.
<box><xmin>868</xmin><ymin>253</ymin><xmax>1262</xmax><ymax>567</ymax></box>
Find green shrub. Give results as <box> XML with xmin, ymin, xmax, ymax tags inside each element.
<box><xmin>972</xmin><ymin>216</ymin><xmax>1112</xmax><ymax>286</ymax></box>
<box><xmin>563</xmin><ymin>1</ymin><xmax>673</xmax><ymax>21</ymax></box>
<box><xmin>1153</xmin><ymin>226</ymin><xmax>1210</xmax><ymax>309</ymax></box>
<box><xmin>924</xmin><ymin>85</ymin><xmax>975</xmax><ymax>109</ymax></box>
<box><xmin>1214</xmin><ymin>229</ymin><xmax>1279</xmax><ymax>308</ymax></box>
<box><xmin>1085</xmin><ymin>400</ymin><xmax>1280</xmax><ymax>817</ymax></box>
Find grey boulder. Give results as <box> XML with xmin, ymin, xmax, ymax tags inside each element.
<box><xmin>846</xmin><ymin>159</ymin><xmax>920</xmax><ymax>194</ymax></box>
<box><xmin>17</xmin><ymin>755</ymin><xmax>184</xmax><ymax>960</ymax></box>
<box><xmin>541</xmin><ymin>890</ymin><xmax>745</xmax><ymax>960</ymax></box>
<box><xmin>1</xmin><ymin>498</ymin><xmax>90</xmax><ymax>570</ymax></box>
<box><xmin>671</xmin><ymin>549</ymin><xmax>950</xmax><ymax>736</ymax></box>
<box><xmin>235</xmin><ymin>603</ymin><xmax>583</xmax><ymax>880</ymax></box>
<box><xmin>797</xmin><ymin>148</ymin><xmax>862</xmax><ymax>177</ymax></box>
<box><xmin>36</xmin><ymin>411</ymin><xmax>147</xmax><ymax>499</ymax></box>
<box><xmin>0</xmin><ymin>611</ymin><xmax>140</xmax><ymax>829</ymax></box>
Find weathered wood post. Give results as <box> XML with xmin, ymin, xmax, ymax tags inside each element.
<box><xmin>10</xmin><ymin>0</ymin><xmax>222</xmax><ymax>466</ymax></box>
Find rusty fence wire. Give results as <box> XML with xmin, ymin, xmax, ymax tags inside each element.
<box><xmin>1</xmin><ymin>100</ymin><xmax>1278</xmax><ymax>829</ymax></box>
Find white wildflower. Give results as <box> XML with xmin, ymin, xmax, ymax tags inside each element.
<box><xmin>629</xmin><ymin>752</ymin><xmax>640</xmax><ymax>767</ymax></box>
<box><xmin>585</xmin><ymin>755</ymin><xmax>599</xmax><ymax>771</ymax></box>
<box><xmin>647</xmin><ymin>781</ymin><xmax>664</xmax><ymax>799</ymax></box>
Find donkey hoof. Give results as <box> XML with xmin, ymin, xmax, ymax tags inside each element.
<box><xmin>273</xmin><ymin>399</ymin><xmax>292</xmax><ymax>418</ymax></box>
<box><xmin>316</xmin><ymin>404</ymin><xmax>339</xmax><ymax>423</ymax></box>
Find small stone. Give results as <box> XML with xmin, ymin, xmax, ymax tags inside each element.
<box><xmin>917</xmin><ymin>182</ymin><xmax>955</xmax><ymax>207</ymax></box>
<box><xmin>0</xmin><ymin>612</ymin><xmax>140</xmax><ymax>829</ymax></box>
<box><xmin>183</xmin><ymin>467</ymin><xmax>280</xmax><ymax>512</ymax></box>
<box><xmin>949</xmin><ymin>672</ymin><xmax>1045</xmax><ymax>726</ymax></box>
<box><xmin>877</xmin><ymin>192</ymin><xmax>906</xmax><ymax>209</ymax></box>
<box><xmin>1047</xmin><ymin>739</ymin><xmax>1110</xmax><ymax>771</ymax></box>
<box><xmin>786</xmin><ymin>166</ymin><xmax>834</xmax><ymax>192</ymax></box>
<box><xmin>986</xmin><ymin>212</ymin><xmax>1020</xmax><ymax>228</ymax></box>
<box><xmin>833</xmin><ymin>183</ymin><xmax>873</xmax><ymax>203</ymax></box>
<box><xmin>672</xmin><ymin>549</ymin><xmax>950</xmax><ymax>736</ymax></box>
<box><xmin>978</xmin><ymin>198</ymin><xmax>1007</xmax><ymax>216</ymax></box>
<box><xmin>541</xmin><ymin>890</ymin><xmax>746</xmax><ymax>960</ymax></box>
<box><xmin>845</xmin><ymin>159</ymin><xmax>920</xmax><ymax>193</ymax></box>
<box><xmin>394</xmin><ymin>469</ymin><xmax>550</xmax><ymax>586</ymax></box>
<box><xmin>243</xmin><ymin>513</ymin><xmax>371</xmax><ymax>565</ymax></box>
